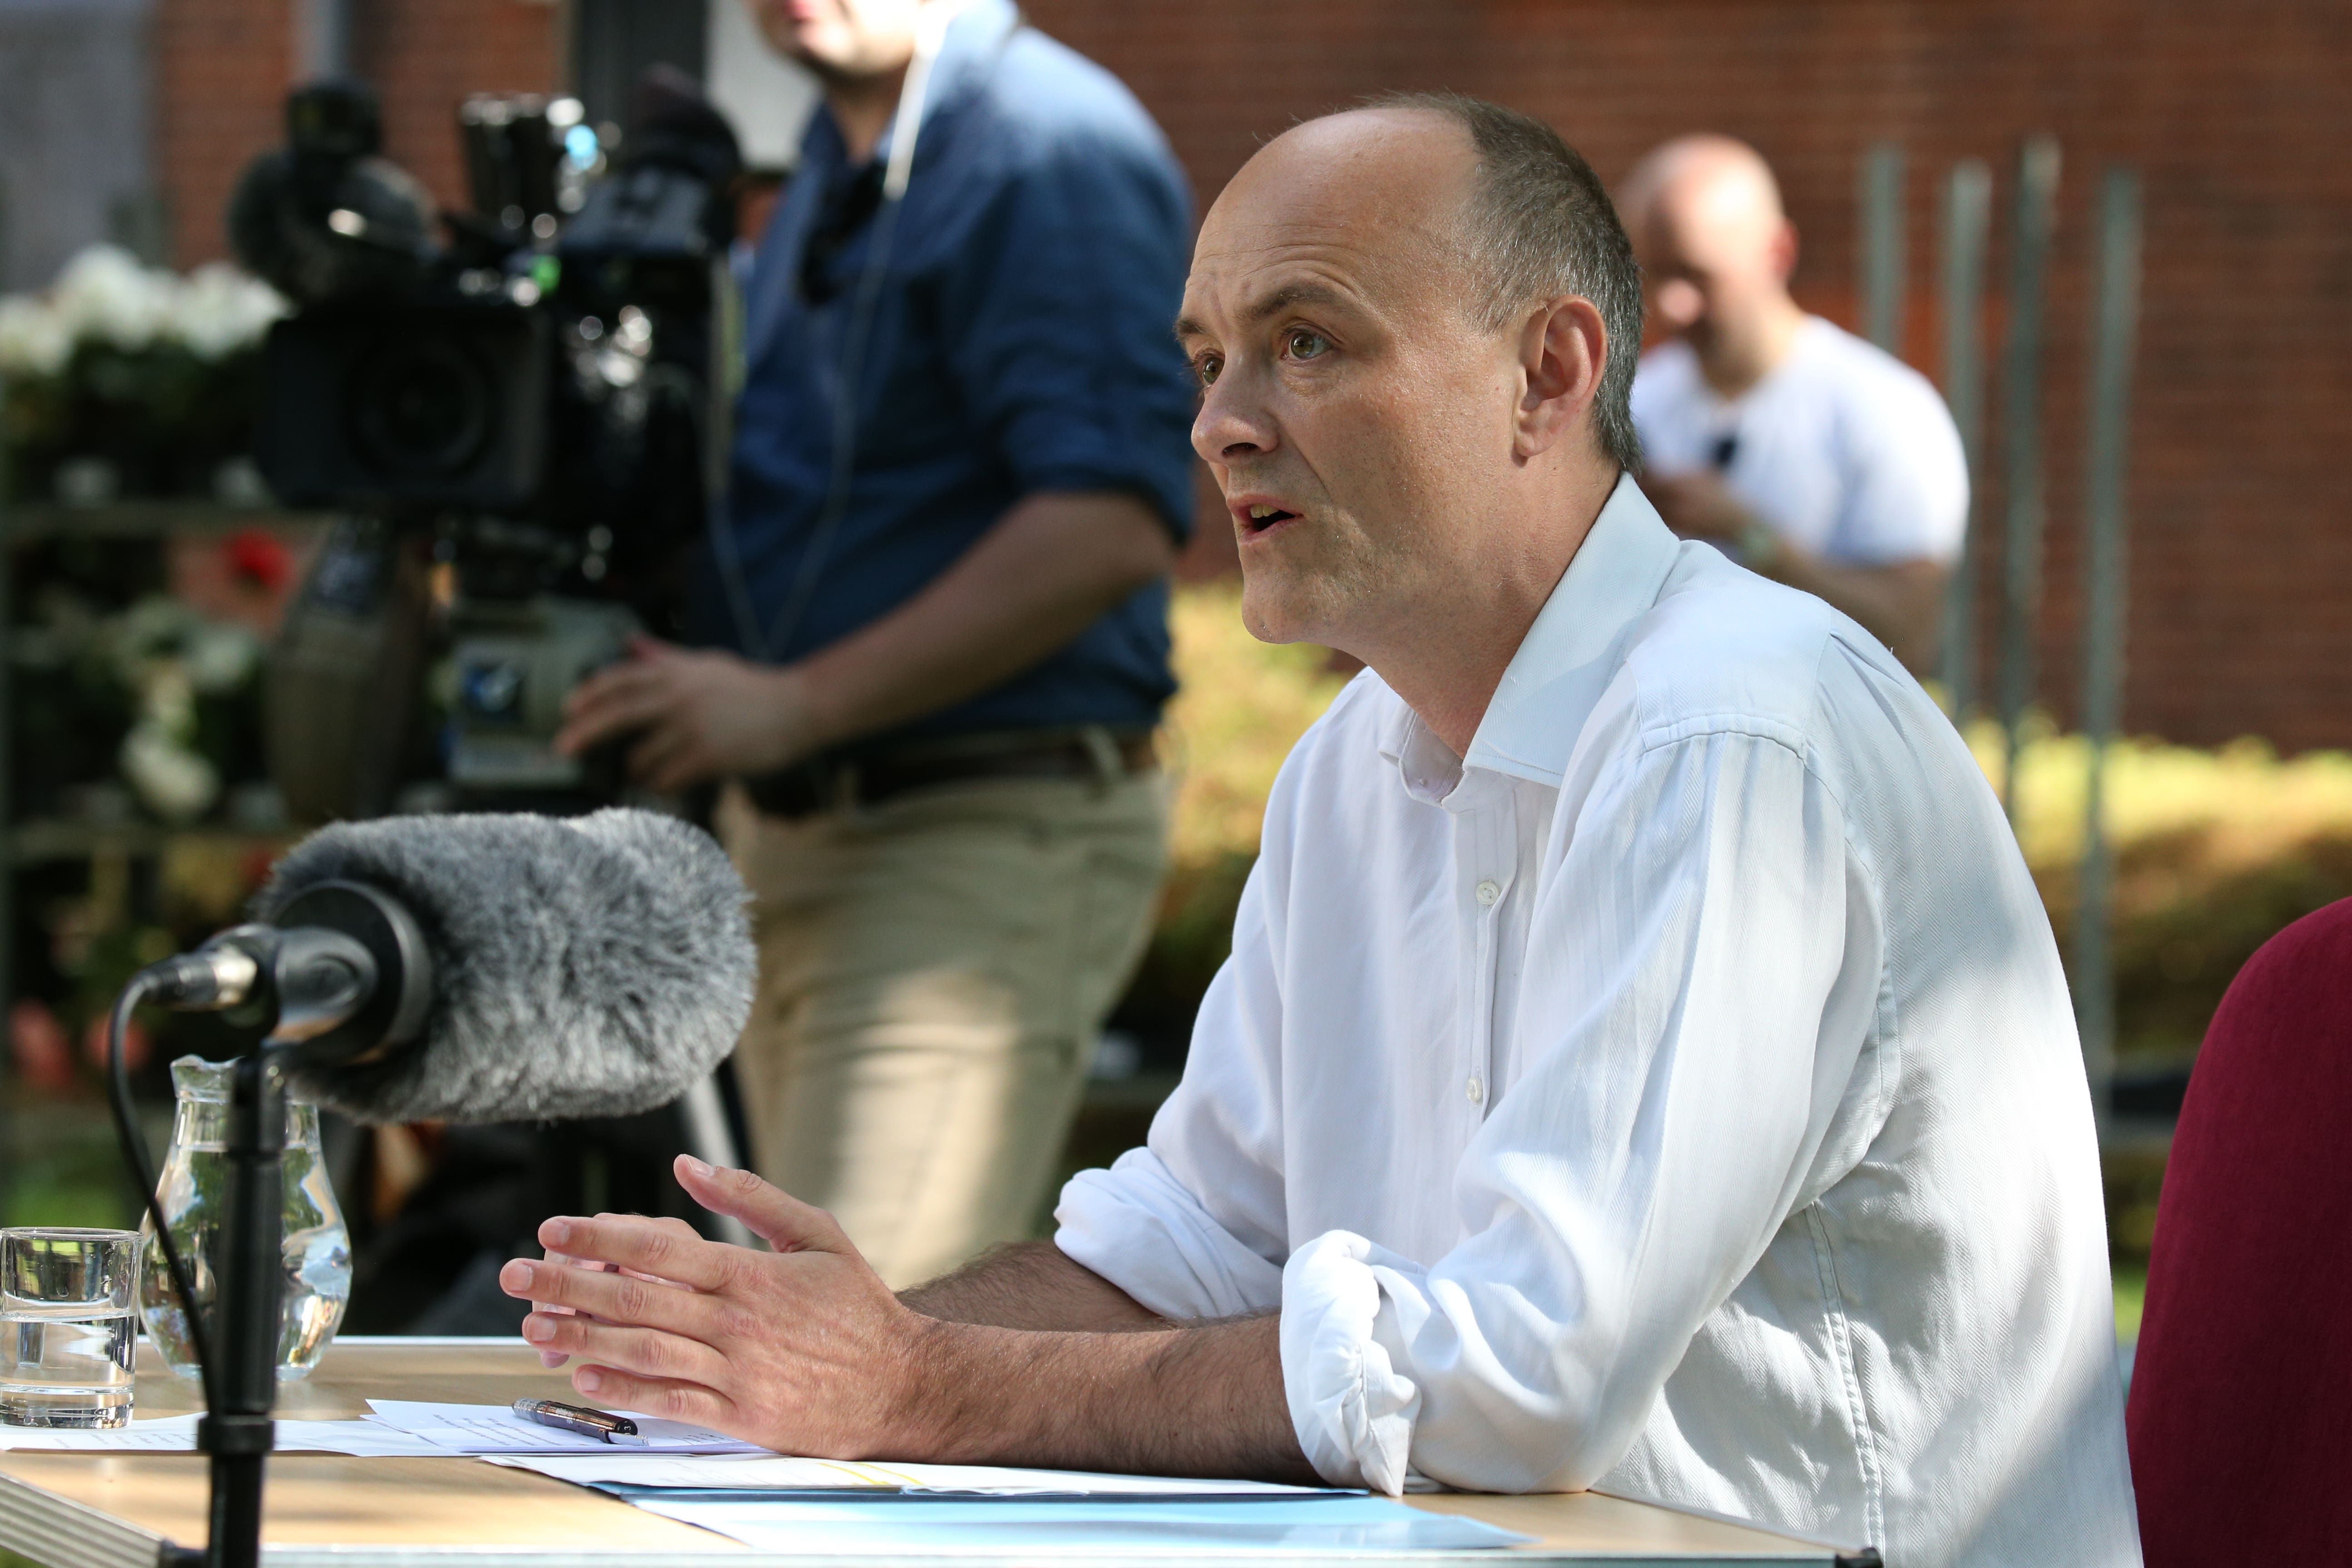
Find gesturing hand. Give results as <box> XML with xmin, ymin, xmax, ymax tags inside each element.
<box><xmin>498</xmin><ymin>1157</ymin><xmax>937</xmax><ymax>1458</ymax></box>
<box><xmin>554</xmin><ymin>637</ymin><xmax>822</xmax><ymax>794</ymax></box>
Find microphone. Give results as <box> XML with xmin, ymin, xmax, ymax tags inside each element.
<box><xmin>140</xmin><ymin>807</ymin><xmax>754</xmax><ymax>1124</ymax></box>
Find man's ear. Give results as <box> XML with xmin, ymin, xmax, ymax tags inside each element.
<box><xmin>1771</xmin><ymin>219</ymin><xmax>1800</xmax><ymax>287</ymax></box>
<box><xmin>1514</xmin><ymin>294</ymin><xmax>1607</xmax><ymax>461</ymax></box>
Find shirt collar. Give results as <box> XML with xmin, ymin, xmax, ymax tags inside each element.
<box><xmin>1379</xmin><ymin>472</ymin><xmax>1683</xmax><ymax>797</ymax></box>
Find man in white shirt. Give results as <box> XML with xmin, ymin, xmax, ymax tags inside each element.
<box><xmin>495</xmin><ymin>93</ymin><xmax>2138</xmax><ymax>1568</ymax></box>
<box><xmin>1621</xmin><ymin>136</ymin><xmax>1968</xmax><ymax>675</ymax></box>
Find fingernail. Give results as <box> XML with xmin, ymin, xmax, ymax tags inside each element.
<box><xmin>543</xmin><ymin>1219</ymin><xmax>573</xmax><ymax>1247</ymax></box>
<box><xmin>679</xmin><ymin>1155</ymin><xmax>711</xmax><ymax>1180</ymax></box>
<box><xmin>502</xmin><ymin>1261</ymin><xmax>534</xmax><ymax>1292</ymax></box>
<box><xmin>522</xmin><ymin>1313</ymin><xmax>555</xmax><ymax>1343</ymax></box>
<box><xmin>575</xmin><ymin>1368</ymin><xmax>603</xmax><ymax>1393</ymax></box>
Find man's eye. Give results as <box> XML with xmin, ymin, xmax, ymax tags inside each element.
<box><xmin>1196</xmin><ymin>356</ymin><xmax>1222</xmax><ymax>387</ymax></box>
<box><xmin>1285</xmin><ymin>329</ymin><xmax>1331</xmax><ymax>360</ymax></box>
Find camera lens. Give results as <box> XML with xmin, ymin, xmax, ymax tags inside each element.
<box><xmin>349</xmin><ymin>332</ymin><xmax>495</xmax><ymax>479</ymax></box>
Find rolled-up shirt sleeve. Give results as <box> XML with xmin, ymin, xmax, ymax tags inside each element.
<box><xmin>1056</xmin><ymin>850</ymin><xmax>1291</xmax><ymax>1320</ymax></box>
<box><xmin>935</xmin><ymin>130</ymin><xmax>1198</xmax><ymax>539</ymax></box>
<box><xmin>1287</xmin><ymin>722</ymin><xmax>1882</xmax><ymax>1495</ymax></box>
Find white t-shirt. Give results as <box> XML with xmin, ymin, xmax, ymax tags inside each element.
<box><xmin>1632</xmin><ymin>316</ymin><xmax>1969</xmax><ymax>566</ymax></box>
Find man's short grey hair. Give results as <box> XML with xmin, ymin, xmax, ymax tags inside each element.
<box><xmin>1362</xmin><ymin>91</ymin><xmax>1645</xmax><ymax>473</ymax></box>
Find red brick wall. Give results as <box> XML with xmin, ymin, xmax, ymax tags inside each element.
<box><xmin>152</xmin><ymin>0</ymin><xmax>559</xmax><ymax>267</ymax></box>
<box><xmin>1031</xmin><ymin>0</ymin><xmax>2352</xmax><ymax>752</ymax></box>
<box><xmin>147</xmin><ymin>0</ymin><xmax>2352</xmax><ymax>750</ymax></box>
<box><xmin>355</xmin><ymin>0</ymin><xmax>562</xmax><ymax>220</ymax></box>
<box><xmin>153</xmin><ymin>0</ymin><xmax>293</xmax><ymax>269</ymax></box>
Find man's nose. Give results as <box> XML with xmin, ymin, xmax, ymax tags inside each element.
<box><xmin>1191</xmin><ymin>370</ymin><xmax>1278</xmax><ymax>465</ymax></box>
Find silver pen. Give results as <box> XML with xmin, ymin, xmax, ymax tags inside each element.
<box><xmin>512</xmin><ymin>1396</ymin><xmax>651</xmax><ymax>1446</ymax></box>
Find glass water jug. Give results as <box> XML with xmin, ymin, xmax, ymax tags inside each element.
<box><xmin>137</xmin><ymin>1055</ymin><xmax>353</xmax><ymax>1381</ymax></box>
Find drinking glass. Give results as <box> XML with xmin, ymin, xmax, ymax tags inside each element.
<box><xmin>1</xmin><ymin>1228</ymin><xmax>139</xmax><ymax>1428</ymax></box>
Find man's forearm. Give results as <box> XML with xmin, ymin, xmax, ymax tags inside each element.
<box><xmin>907</xmin><ymin>1313</ymin><xmax>1317</xmax><ymax>1482</ymax></box>
<box><xmin>902</xmin><ymin>1240</ymin><xmax>1167</xmax><ymax>1332</ymax></box>
<box><xmin>1764</xmin><ymin>549</ymin><xmax>1950</xmax><ymax>674</ymax></box>
<box><xmin>795</xmin><ymin>490</ymin><xmax>1175</xmax><ymax>752</ymax></box>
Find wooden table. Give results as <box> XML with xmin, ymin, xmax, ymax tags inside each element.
<box><xmin>0</xmin><ymin>1340</ymin><xmax>1870</xmax><ymax>1568</ymax></box>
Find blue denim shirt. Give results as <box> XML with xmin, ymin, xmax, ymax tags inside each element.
<box><xmin>694</xmin><ymin>0</ymin><xmax>1198</xmax><ymax>749</ymax></box>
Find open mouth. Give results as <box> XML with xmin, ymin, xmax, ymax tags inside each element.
<box><xmin>1240</xmin><ymin>503</ymin><xmax>1300</xmax><ymax>537</ymax></box>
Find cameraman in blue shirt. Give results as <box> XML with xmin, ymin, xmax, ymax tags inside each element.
<box><xmin>557</xmin><ymin>0</ymin><xmax>1197</xmax><ymax>1289</ymax></box>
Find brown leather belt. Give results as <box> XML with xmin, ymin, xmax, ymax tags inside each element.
<box><xmin>743</xmin><ymin>726</ymin><xmax>1157</xmax><ymax>821</ymax></box>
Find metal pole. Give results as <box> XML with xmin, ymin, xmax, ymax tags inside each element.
<box><xmin>2073</xmin><ymin>168</ymin><xmax>2143</xmax><ymax>1136</ymax></box>
<box><xmin>0</xmin><ymin>176</ymin><xmax>14</xmax><ymax>1222</ymax></box>
<box><xmin>1936</xmin><ymin>160</ymin><xmax>1993</xmax><ymax>715</ymax></box>
<box><xmin>1997</xmin><ymin>135</ymin><xmax>2061</xmax><ymax>821</ymax></box>
<box><xmin>1857</xmin><ymin>142</ymin><xmax>1908</xmax><ymax>356</ymax></box>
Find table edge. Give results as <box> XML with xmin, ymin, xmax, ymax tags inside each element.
<box><xmin>0</xmin><ymin>1460</ymin><xmax>1849</xmax><ymax>1568</ymax></box>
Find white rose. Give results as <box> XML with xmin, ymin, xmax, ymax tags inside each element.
<box><xmin>174</xmin><ymin>263</ymin><xmax>289</xmax><ymax>360</ymax></box>
<box><xmin>139</xmin><ymin>661</ymin><xmax>199</xmax><ymax>736</ymax></box>
<box><xmin>0</xmin><ymin>294</ymin><xmax>73</xmax><ymax>377</ymax></box>
<box><xmin>51</xmin><ymin>245</ymin><xmax>173</xmax><ymax>352</ymax></box>
<box><xmin>185</xmin><ymin>622</ymin><xmax>263</xmax><ymax>693</ymax></box>
<box><xmin>121</xmin><ymin>719</ymin><xmax>220</xmax><ymax>823</ymax></box>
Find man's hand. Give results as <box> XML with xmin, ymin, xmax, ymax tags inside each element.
<box><xmin>1640</xmin><ymin>468</ymin><xmax>1756</xmax><ymax>544</ymax></box>
<box><xmin>501</xmin><ymin>1157</ymin><xmax>1316</xmax><ymax>1480</ymax></box>
<box><xmin>555</xmin><ymin>637</ymin><xmax>821</xmax><ymax>794</ymax></box>
<box><xmin>500</xmin><ymin>1157</ymin><xmax>936</xmax><ymax>1457</ymax></box>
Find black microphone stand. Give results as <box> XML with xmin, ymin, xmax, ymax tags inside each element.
<box><xmin>196</xmin><ymin>1044</ymin><xmax>292</xmax><ymax>1568</ymax></box>
<box><xmin>110</xmin><ymin>994</ymin><xmax>288</xmax><ymax>1568</ymax></box>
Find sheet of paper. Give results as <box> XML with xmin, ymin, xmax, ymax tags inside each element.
<box><xmin>0</xmin><ymin>1415</ymin><xmax>446</xmax><ymax>1456</ymax></box>
<box><xmin>366</xmin><ymin>1399</ymin><xmax>765</xmax><ymax>1455</ymax></box>
<box><xmin>488</xmin><ymin>1451</ymin><xmax>1335</xmax><ymax>1498</ymax></box>
<box><xmin>623</xmin><ymin>1494</ymin><xmax>1531</xmax><ymax>1554</ymax></box>
<box><xmin>279</xmin><ymin>1420</ymin><xmax>456</xmax><ymax>1456</ymax></box>
<box><xmin>0</xmin><ymin>1415</ymin><xmax>201</xmax><ymax>1451</ymax></box>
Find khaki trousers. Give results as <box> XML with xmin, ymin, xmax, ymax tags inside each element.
<box><xmin>716</xmin><ymin>766</ymin><xmax>1168</xmax><ymax>1289</ymax></box>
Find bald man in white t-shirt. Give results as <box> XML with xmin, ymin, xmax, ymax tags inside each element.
<box><xmin>1620</xmin><ymin>136</ymin><xmax>1966</xmax><ymax>674</ymax></box>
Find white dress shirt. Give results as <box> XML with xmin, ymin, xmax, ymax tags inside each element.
<box><xmin>1056</xmin><ymin>477</ymin><xmax>2139</xmax><ymax>1567</ymax></box>
<box><xmin>1633</xmin><ymin>317</ymin><xmax>1970</xmax><ymax>566</ymax></box>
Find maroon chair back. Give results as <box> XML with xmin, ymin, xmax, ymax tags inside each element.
<box><xmin>2126</xmin><ymin>897</ymin><xmax>2352</xmax><ymax>1563</ymax></box>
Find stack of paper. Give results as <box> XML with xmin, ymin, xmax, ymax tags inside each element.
<box><xmin>609</xmin><ymin>1494</ymin><xmax>1527</xmax><ymax>1554</ymax></box>
<box><xmin>0</xmin><ymin>1413</ymin><xmax>448</xmax><ymax>1456</ymax></box>
<box><xmin>488</xmin><ymin>1452</ymin><xmax>1533</xmax><ymax>1554</ymax></box>
<box><xmin>363</xmin><ymin>1400</ymin><xmax>765</xmax><ymax>1455</ymax></box>
<box><xmin>487</xmin><ymin>1451</ymin><xmax>1335</xmax><ymax>1499</ymax></box>
<box><xmin>0</xmin><ymin>1401</ymin><xmax>760</xmax><ymax>1458</ymax></box>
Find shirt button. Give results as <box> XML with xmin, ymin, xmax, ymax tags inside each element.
<box><xmin>1475</xmin><ymin>879</ymin><xmax>1500</xmax><ymax>907</ymax></box>
<box><xmin>1466</xmin><ymin>1076</ymin><xmax>1485</xmax><ymax>1104</ymax></box>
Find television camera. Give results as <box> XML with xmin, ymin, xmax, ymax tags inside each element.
<box><xmin>229</xmin><ymin>74</ymin><xmax>741</xmax><ymax>814</ymax></box>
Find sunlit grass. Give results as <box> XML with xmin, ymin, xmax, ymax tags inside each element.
<box><xmin>2113</xmin><ymin>1259</ymin><xmax>2148</xmax><ymax>1343</ymax></box>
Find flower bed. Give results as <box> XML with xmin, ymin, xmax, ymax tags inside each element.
<box><xmin>1</xmin><ymin>245</ymin><xmax>286</xmax><ymax>503</ymax></box>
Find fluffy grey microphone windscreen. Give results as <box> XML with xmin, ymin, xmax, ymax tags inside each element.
<box><xmin>253</xmin><ymin>808</ymin><xmax>754</xmax><ymax>1124</ymax></box>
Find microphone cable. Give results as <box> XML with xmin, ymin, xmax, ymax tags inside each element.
<box><xmin>105</xmin><ymin>972</ymin><xmax>222</xmax><ymax>1416</ymax></box>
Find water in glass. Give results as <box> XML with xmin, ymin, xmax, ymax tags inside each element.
<box><xmin>2</xmin><ymin>1228</ymin><xmax>139</xmax><ymax>1428</ymax></box>
<box><xmin>139</xmin><ymin>1057</ymin><xmax>352</xmax><ymax>1381</ymax></box>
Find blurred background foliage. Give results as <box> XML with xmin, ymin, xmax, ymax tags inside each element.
<box><xmin>17</xmin><ymin>578</ymin><xmax>2350</xmax><ymax>1318</ymax></box>
<box><xmin>1142</xmin><ymin>585</ymin><xmax>2352</xmax><ymax>1082</ymax></box>
<box><xmin>1132</xmin><ymin>588</ymin><xmax>2352</xmax><ymax>1317</ymax></box>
